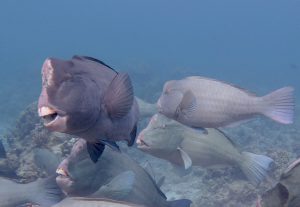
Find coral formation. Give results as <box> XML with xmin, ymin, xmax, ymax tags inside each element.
<box><xmin>0</xmin><ymin>102</ymin><xmax>298</xmax><ymax>206</ymax></box>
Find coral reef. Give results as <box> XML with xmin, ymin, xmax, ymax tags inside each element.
<box><xmin>0</xmin><ymin>102</ymin><xmax>298</xmax><ymax>206</ymax></box>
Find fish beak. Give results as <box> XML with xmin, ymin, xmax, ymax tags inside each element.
<box><xmin>38</xmin><ymin>106</ymin><xmax>58</xmax><ymax>125</ymax></box>
<box><xmin>136</xmin><ymin>134</ymin><xmax>151</xmax><ymax>149</ymax></box>
<box><xmin>156</xmin><ymin>101</ymin><xmax>163</xmax><ymax>113</ymax></box>
<box><xmin>38</xmin><ymin>106</ymin><xmax>56</xmax><ymax>116</ymax></box>
<box><xmin>38</xmin><ymin>106</ymin><xmax>68</xmax><ymax>132</ymax></box>
<box><xmin>56</xmin><ymin>167</ymin><xmax>69</xmax><ymax>177</ymax></box>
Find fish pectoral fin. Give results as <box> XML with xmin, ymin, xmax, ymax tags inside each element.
<box><xmin>176</xmin><ymin>90</ymin><xmax>197</xmax><ymax>119</ymax></box>
<box><xmin>104</xmin><ymin>73</ymin><xmax>134</xmax><ymax>119</ymax></box>
<box><xmin>86</xmin><ymin>142</ymin><xmax>106</xmax><ymax>163</ymax></box>
<box><xmin>177</xmin><ymin>147</ymin><xmax>192</xmax><ymax>170</ymax></box>
<box><xmin>92</xmin><ymin>171</ymin><xmax>135</xmax><ymax>200</ymax></box>
<box><xmin>128</xmin><ymin>124</ymin><xmax>137</xmax><ymax>146</ymax></box>
<box><xmin>156</xmin><ymin>176</ymin><xmax>166</xmax><ymax>188</ymax></box>
<box><xmin>100</xmin><ymin>140</ymin><xmax>121</xmax><ymax>152</ymax></box>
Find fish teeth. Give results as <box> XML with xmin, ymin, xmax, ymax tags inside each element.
<box><xmin>56</xmin><ymin>167</ymin><xmax>68</xmax><ymax>176</ymax></box>
<box><xmin>38</xmin><ymin>106</ymin><xmax>56</xmax><ymax>117</ymax></box>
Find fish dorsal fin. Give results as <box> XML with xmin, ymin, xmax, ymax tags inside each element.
<box><xmin>91</xmin><ymin>171</ymin><xmax>135</xmax><ymax>200</ymax></box>
<box><xmin>104</xmin><ymin>73</ymin><xmax>134</xmax><ymax>119</ymax></box>
<box><xmin>73</xmin><ymin>55</ymin><xmax>117</xmax><ymax>72</ymax></box>
<box><xmin>213</xmin><ymin>128</ymin><xmax>238</xmax><ymax>148</ymax></box>
<box><xmin>156</xmin><ymin>176</ymin><xmax>165</xmax><ymax>188</ymax></box>
<box><xmin>142</xmin><ymin>161</ymin><xmax>156</xmax><ymax>181</ymax></box>
<box><xmin>184</xmin><ymin>76</ymin><xmax>257</xmax><ymax>97</ymax></box>
<box><xmin>176</xmin><ymin>90</ymin><xmax>197</xmax><ymax>119</ymax></box>
<box><xmin>177</xmin><ymin>147</ymin><xmax>192</xmax><ymax>170</ymax></box>
<box><xmin>142</xmin><ymin>161</ymin><xmax>165</xmax><ymax>187</ymax></box>
<box><xmin>143</xmin><ymin>167</ymin><xmax>167</xmax><ymax>199</ymax></box>
<box><xmin>282</xmin><ymin>157</ymin><xmax>300</xmax><ymax>179</ymax></box>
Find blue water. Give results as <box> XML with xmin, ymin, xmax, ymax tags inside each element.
<box><xmin>0</xmin><ymin>0</ymin><xmax>299</xmax><ymax>206</ymax></box>
<box><xmin>0</xmin><ymin>0</ymin><xmax>299</xmax><ymax>124</ymax></box>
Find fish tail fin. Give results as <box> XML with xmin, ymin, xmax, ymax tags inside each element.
<box><xmin>262</xmin><ymin>86</ymin><xmax>294</xmax><ymax>124</ymax></box>
<box><xmin>240</xmin><ymin>152</ymin><xmax>273</xmax><ymax>185</ymax></box>
<box><xmin>168</xmin><ymin>199</ymin><xmax>192</xmax><ymax>207</ymax></box>
<box><xmin>31</xmin><ymin>176</ymin><xmax>64</xmax><ymax>207</ymax></box>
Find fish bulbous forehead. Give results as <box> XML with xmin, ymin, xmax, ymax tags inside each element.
<box><xmin>163</xmin><ymin>80</ymin><xmax>176</xmax><ymax>91</ymax></box>
<box><xmin>42</xmin><ymin>57</ymin><xmax>74</xmax><ymax>73</ymax></box>
<box><xmin>42</xmin><ymin>57</ymin><xmax>74</xmax><ymax>85</ymax></box>
<box><xmin>149</xmin><ymin>113</ymin><xmax>174</xmax><ymax>128</ymax></box>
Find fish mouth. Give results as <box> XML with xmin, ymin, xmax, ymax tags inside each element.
<box><xmin>38</xmin><ymin>106</ymin><xmax>59</xmax><ymax>126</ymax></box>
<box><xmin>56</xmin><ymin>167</ymin><xmax>69</xmax><ymax>178</ymax></box>
<box><xmin>136</xmin><ymin>138</ymin><xmax>151</xmax><ymax>149</ymax></box>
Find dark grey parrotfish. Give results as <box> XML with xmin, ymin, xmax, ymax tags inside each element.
<box><xmin>38</xmin><ymin>56</ymin><xmax>139</xmax><ymax>162</ymax></box>
<box><xmin>55</xmin><ymin>139</ymin><xmax>192</xmax><ymax>207</ymax></box>
<box><xmin>257</xmin><ymin>157</ymin><xmax>300</xmax><ymax>207</ymax></box>
<box><xmin>0</xmin><ymin>176</ymin><xmax>63</xmax><ymax>207</ymax></box>
<box><xmin>0</xmin><ymin>149</ymin><xmax>64</xmax><ymax>207</ymax></box>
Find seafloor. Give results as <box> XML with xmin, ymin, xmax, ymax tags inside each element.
<box><xmin>0</xmin><ymin>101</ymin><xmax>298</xmax><ymax>207</ymax></box>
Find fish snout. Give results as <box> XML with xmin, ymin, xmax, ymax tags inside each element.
<box><xmin>136</xmin><ymin>132</ymin><xmax>151</xmax><ymax>149</ymax></box>
<box><xmin>157</xmin><ymin>101</ymin><xmax>163</xmax><ymax>113</ymax></box>
<box><xmin>136</xmin><ymin>132</ymin><xmax>144</xmax><ymax>146</ymax></box>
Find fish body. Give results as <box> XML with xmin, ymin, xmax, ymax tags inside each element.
<box><xmin>53</xmin><ymin>197</ymin><xmax>146</xmax><ymax>207</ymax></box>
<box><xmin>0</xmin><ymin>176</ymin><xmax>63</xmax><ymax>207</ymax></box>
<box><xmin>257</xmin><ymin>157</ymin><xmax>300</xmax><ymax>207</ymax></box>
<box><xmin>137</xmin><ymin>114</ymin><xmax>273</xmax><ymax>185</ymax></box>
<box><xmin>38</xmin><ymin>56</ymin><xmax>139</xmax><ymax>162</ymax></box>
<box><xmin>157</xmin><ymin>76</ymin><xmax>294</xmax><ymax>128</ymax></box>
<box><xmin>56</xmin><ymin>139</ymin><xmax>191</xmax><ymax>207</ymax></box>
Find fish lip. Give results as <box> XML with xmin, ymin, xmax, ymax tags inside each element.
<box><xmin>136</xmin><ymin>139</ymin><xmax>151</xmax><ymax>149</ymax></box>
<box><xmin>38</xmin><ymin>106</ymin><xmax>59</xmax><ymax>126</ymax></box>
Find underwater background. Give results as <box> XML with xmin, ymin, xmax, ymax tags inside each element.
<box><xmin>0</xmin><ymin>0</ymin><xmax>299</xmax><ymax>206</ymax></box>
